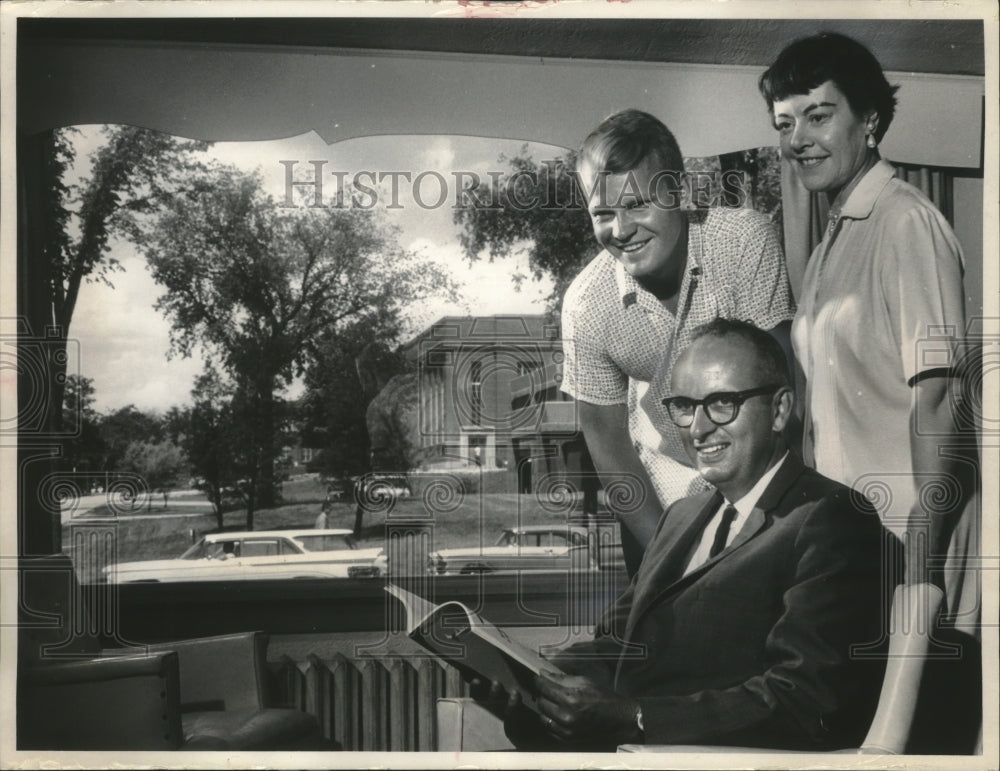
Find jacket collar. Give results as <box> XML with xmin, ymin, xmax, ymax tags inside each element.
<box><xmin>625</xmin><ymin>453</ymin><xmax>808</xmax><ymax>635</ymax></box>
<box><xmin>750</xmin><ymin>450</ymin><xmax>806</xmax><ymax>512</ymax></box>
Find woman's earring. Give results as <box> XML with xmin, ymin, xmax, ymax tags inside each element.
<box><xmin>866</xmin><ymin>134</ymin><xmax>877</xmax><ymax>149</ymax></box>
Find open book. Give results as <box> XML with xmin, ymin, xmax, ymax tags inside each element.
<box><xmin>386</xmin><ymin>584</ymin><xmax>562</xmax><ymax>714</ymax></box>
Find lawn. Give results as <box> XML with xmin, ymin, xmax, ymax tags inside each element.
<box><xmin>64</xmin><ymin>475</ymin><xmax>611</xmax><ymax>582</ymax></box>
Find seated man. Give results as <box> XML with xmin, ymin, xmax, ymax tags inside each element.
<box><xmin>497</xmin><ymin>318</ymin><xmax>899</xmax><ymax>751</ymax></box>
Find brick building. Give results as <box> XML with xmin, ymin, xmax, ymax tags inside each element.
<box><xmin>403</xmin><ymin>315</ymin><xmax>592</xmax><ymax>494</ymax></box>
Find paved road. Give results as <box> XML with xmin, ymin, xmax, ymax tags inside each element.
<box><xmin>61</xmin><ymin>490</ymin><xmax>214</xmax><ymax>523</ymax></box>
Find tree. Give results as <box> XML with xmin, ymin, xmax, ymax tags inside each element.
<box><xmin>300</xmin><ymin>313</ymin><xmax>411</xmax><ymax>480</ymax></box>
<box><xmin>60</xmin><ymin>374</ymin><xmax>105</xmax><ymax>480</ymax></box>
<box><xmin>365</xmin><ymin>372</ymin><xmax>420</xmax><ymax>471</ymax></box>
<box><xmin>121</xmin><ymin>439</ymin><xmax>188</xmax><ymax>510</ymax></box>
<box><xmin>98</xmin><ymin>405</ymin><xmax>164</xmax><ymax>473</ymax></box>
<box><xmin>137</xmin><ymin>169</ymin><xmax>454</xmax><ymax>528</ymax></box>
<box><xmin>453</xmin><ymin>146</ymin><xmax>785</xmax><ymax>306</ymax></box>
<box><xmin>38</xmin><ymin>126</ymin><xmax>210</xmax><ymax>434</ymax></box>
<box><xmin>176</xmin><ymin>370</ymin><xmax>238</xmax><ymax>529</ymax></box>
<box><xmin>718</xmin><ymin>147</ymin><xmax>784</xmax><ymax>231</ymax></box>
<box><xmin>453</xmin><ymin>148</ymin><xmax>598</xmax><ymax>308</ymax></box>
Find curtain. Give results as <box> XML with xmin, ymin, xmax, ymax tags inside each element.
<box><xmin>893</xmin><ymin>163</ymin><xmax>955</xmax><ymax>223</ymax></box>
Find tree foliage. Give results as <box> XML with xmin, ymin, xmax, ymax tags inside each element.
<box><xmin>41</xmin><ymin>126</ymin><xmax>210</xmax><ymax>431</ymax></box>
<box><xmin>99</xmin><ymin>405</ymin><xmax>165</xmax><ymax>472</ymax></box>
<box><xmin>137</xmin><ymin>168</ymin><xmax>454</xmax><ymax>526</ymax></box>
<box><xmin>453</xmin><ymin>149</ymin><xmax>598</xmax><ymax>308</ymax></box>
<box><xmin>453</xmin><ymin>146</ymin><xmax>785</xmax><ymax>308</ymax></box>
<box><xmin>300</xmin><ymin>313</ymin><xmax>411</xmax><ymax>479</ymax></box>
<box><xmin>168</xmin><ymin>369</ymin><xmax>256</xmax><ymax>528</ymax></box>
<box><xmin>719</xmin><ymin>147</ymin><xmax>784</xmax><ymax>232</ymax></box>
<box><xmin>60</xmin><ymin>374</ymin><xmax>104</xmax><ymax>475</ymax></box>
<box><xmin>121</xmin><ymin>439</ymin><xmax>188</xmax><ymax>510</ymax></box>
<box><xmin>175</xmin><ymin>371</ymin><xmax>234</xmax><ymax>528</ymax></box>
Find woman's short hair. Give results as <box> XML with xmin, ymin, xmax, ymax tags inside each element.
<box><xmin>579</xmin><ymin>109</ymin><xmax>685</xmax><ymax>177</ymax></box>
<box><xmin>759</xmin><ymin>32</ymin><xmax>899</xmax><ymax>142</ymax></box>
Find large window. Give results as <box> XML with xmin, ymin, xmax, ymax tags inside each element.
<box><xmin>6</xmin><ymin>12</ymin><xmax>988</xmax><ymax>760</ymax></box>
<box><xmin>469</xmin><ymin>359</ymin><xmax>484</xmax><ymax>426</ymax></box>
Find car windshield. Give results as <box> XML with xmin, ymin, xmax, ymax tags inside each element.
<box><xmin>295</xmin><ymin>534</ymin><xmax>355</xmax><ymax>552</ymax></box>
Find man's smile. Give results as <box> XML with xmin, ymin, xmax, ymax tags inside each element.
<box><xmin>694</xmin><ymin>441</ymin><xmax>730</xmax><ymax>461</ymax></box>
<box><xmin>617</xmin><ymin>239</ymin><xmax>650</xmax><ymax>254</ymax></box>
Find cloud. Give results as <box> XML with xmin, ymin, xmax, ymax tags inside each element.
<box><xmin>404</xmin><ymin>238</ymin><xmax>553</xmax><ymax>334</ymax></box>
<box><xmin>418</xmin><ymin>137</ymin><xmax>457</xmax><ymax>173</ymax></box>
<box><xmin>72</xmin><ymin>247</ymin><xmax>204</xmax><ymax>414</ymax></box>
<box><xmin>67</xmin><ymin>131</ymin><xmax>560</xmax><ymax>413</ymax></box>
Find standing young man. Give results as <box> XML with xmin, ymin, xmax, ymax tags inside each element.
<box><xmin>560</xmin><ymin>110</ymin><xmax>795</xmax><ymax>573</ymax></box>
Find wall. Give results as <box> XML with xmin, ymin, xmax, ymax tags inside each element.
<box><xmin>19</xmin><ymin>40</ymin><xmax>984</xmax><ymax>168</ymax></box>
<box><xmin>954</xmin><ymin>175</ymin><xmax>986</xmax><ymax>320</ymax></box>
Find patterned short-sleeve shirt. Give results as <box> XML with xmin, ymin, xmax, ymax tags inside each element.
<box><xmin>561</xmin><ymin>206</ymin><xmax>795</xmax><ymax>507</ymax></box>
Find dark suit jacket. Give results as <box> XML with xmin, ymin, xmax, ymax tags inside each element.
<box><xmin>552</xmin><ymin>453</ymin><xmax>900</xmax><ymax>750</ymax></box>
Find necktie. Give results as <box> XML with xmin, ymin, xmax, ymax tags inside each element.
<box><xmin>709</xmin><ymin>505</ymin><xmax>739</xmax><ymax>559</ymax></box>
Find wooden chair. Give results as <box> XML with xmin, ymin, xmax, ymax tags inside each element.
<box><xmin>17</xmin><ymin>553</ymin><xmax>323</xmax><ymax>751</ymax></box>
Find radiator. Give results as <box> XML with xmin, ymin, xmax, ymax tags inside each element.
<box><xmin>269</xmin><ymin>648</ymin><xmax>469</xmax><ymax>752</ymax></box>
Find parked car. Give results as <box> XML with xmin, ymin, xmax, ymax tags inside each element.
<box><xmin>428</xmin><ymin>524</ymin><xmax>624</xmax><ymax>575</ymax></box>
<box><xmin>103</xmin><ymin>529</ymin><xmax>387</xmax><ymax>583</ymax></box>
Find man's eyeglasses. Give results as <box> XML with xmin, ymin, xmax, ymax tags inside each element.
<box><xmin>662</xmin><ymin>384</ymin><xmax>783</xmax><ymax>428</ymax></box>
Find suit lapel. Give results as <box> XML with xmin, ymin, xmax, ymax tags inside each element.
<box><xmin>625</xmin><ymin>454</ymin><xmax>808</xmax><ymax>634</ymax></box>
<box><xmin>752</xmin><ymin>452</ymin><xmax>805</xmax><ymax>511</ymax></box>
<box><xmin>626</xmin><ymin>491</ymin><xmax>721</xmax><ymax>635</ymax></box>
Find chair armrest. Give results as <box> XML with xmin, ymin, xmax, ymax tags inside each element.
<box><xmin>860</xmin><ymin>582</ymin><xmax>945</xmax><ymax>754</ymax></box>
<box><xmin>19</xmin><ymin>652</ymin><xmax>183</xmax><ymax>750</ymax></box>
<box><xmin>436</xmin><ymin>697</ymin><xmax>515</xmax><ymax>751</ymax></box>
<box><xmin>140</xmin><ymin>631</ymin><xmax>269</xmax><ymax>711</ymax></box>
<box><xmin>22</xmin><ymin>652</ymin><xmax>175</xmax><ymax>685</ymax></box>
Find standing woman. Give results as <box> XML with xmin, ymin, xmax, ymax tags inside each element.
<box><xmin>758</xmin><ymin>33</ymin><xmax>977</xmax><ymax>626</ymax></box>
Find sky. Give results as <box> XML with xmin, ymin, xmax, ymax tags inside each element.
<box><xmin>69</xmin><ymin>127</ymin><xmax>565</xmax><ymax>414</ymax></box>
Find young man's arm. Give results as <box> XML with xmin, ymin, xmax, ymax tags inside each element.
<box><xmin>578</xmin><ymin>401</ymin><xmax>663</xmax><ymax>575</ymax></box>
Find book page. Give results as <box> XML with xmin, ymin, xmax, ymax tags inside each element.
<box><xmin>386</xmin><ymin>584</ymin><xmax>562</xmax><ymax>711</ymax></box>
<box><xmin>419</xmin><ymin>607</ymin><xmax>553</xmax><ymax>713</ymax></box>
<box><xmin>385</xmin><ymin>584</ymin><xmax>447</xmax><ymax>634</ymax></box>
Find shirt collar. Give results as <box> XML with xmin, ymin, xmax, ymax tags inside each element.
<box><xmin>727</xmin><ymin>451</ymin><xmax>790</xmax><ymax>518</ymax></box>
<box><xmin>839</xmin><ymin>160</ymin><xmax>896</xmax><ymax>222</ymax></box>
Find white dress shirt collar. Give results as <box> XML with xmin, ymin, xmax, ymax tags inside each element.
<box><xmin>683</xmin><ymin>451</ymin><xmax>789</xmax><ymax>575</ymax></box>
